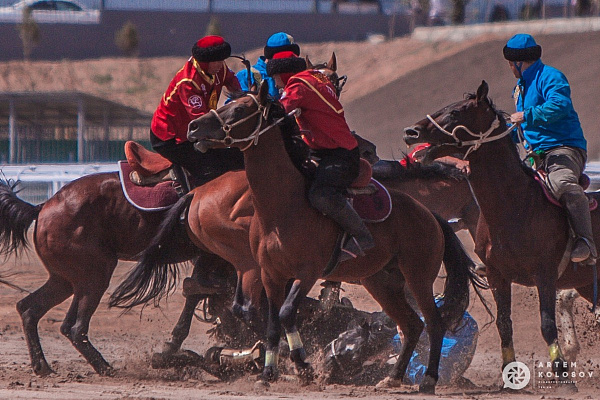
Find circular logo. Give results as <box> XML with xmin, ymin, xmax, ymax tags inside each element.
<box><xmin>188</xmin><ymin>95</ymin><xmax>203</xmax><ymax>109</ymax></box>
<box><xmin>502</xmin><ymin>361</ymin><xmax>530</xmax><ymax>390</ymax></box>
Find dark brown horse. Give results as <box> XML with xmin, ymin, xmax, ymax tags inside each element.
<box><xmin>180</xmin><ymin>81</ymin><xmax>483</xmax><ymax>393</ymax></box>
<box><xmin>372</xmin><ymin>160</ymin><xmax>480</xmax><ymax>239</ymax></box>
<box><xmin>404</xmin><ymin>80</ymin><xmax>600</xmax><ymax>383</ymax></box>
<box><xmin>0</xmin><ymin>174</ymin><xmax>229</xmax><ymax>376</ymax></box>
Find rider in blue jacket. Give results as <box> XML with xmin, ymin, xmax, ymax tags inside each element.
<box><xmin>504</xmin><ymin>33</ymin><xmax>596</xmax><ymax>265</ymax></box>
<box><xmin>236</xmin><ymin>32</ymin><xmax>300</xmax><ymax>99</ymax></box>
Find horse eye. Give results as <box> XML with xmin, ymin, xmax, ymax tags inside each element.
<box><xmin>234</xmin><ymin>106</ymin><xmax>245</xmax><ymax>117</ymax></box>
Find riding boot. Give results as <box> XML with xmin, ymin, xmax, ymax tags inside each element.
<box><xmin>560</xmin><ymin>191</ymin><xmax>598</xmax><ymax>265</ymax></box>
<box><xmin>327</xmin><ymin>201</ymin><xmax>375</xmax><ymax>257</ymax></box>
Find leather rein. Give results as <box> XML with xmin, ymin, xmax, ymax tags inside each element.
<box><xmin>207</xmin><ymin>94</ymin><xmax>299</xmax><ymax>152</ymax></box>
<box><xmin>425</xmin><ymin>114</ymin><xmax>517</xmax><ymax>159</ymax></box>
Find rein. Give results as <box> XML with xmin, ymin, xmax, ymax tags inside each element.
<box><xmin>208</xmin><ymin>94</ymin><xmax>299</xmax><ymax>151</ymax></box>
<box><xmin>426</xmin><ymin>114</ymin><xmax>517</xmax><ymax>159</ymax></box>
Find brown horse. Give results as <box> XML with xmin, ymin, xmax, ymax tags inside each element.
<box><xmin>110</xmin><ymin>139</ymin><xmax>484</xmax><ymax>355</ymax></box>
<box><xmin>404</xmin><ymin>80</ymin><xmax>600</xmax><ymax>383</ymax></box>
<box><xmin>372</xmin><ymin>160</ymin><xmax>480</xmax><ymax>239</ymax></box>
<box><xmin>0</xmin><ymin>174</ymin><xmax>230</xmax><ymax>376</ymax></box>
<box><xmin>180</xmin><ymin>81</ymin><xmax>483</xmax><ymax>393</ymax></box>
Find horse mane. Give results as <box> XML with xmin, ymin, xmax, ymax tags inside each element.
<box><xmin>372</xmin><ymin>159</ymin><xmax>467</xmax><ymax>182</ymax></box>
<box><xmin>464</xmin><ymin>92</ymin><xmax>511</xmax><ymax>124</ymax></box>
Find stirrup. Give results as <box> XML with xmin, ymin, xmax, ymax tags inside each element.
<box><xmin>571</xmin><ymin>238</ymin><xmax>597</xmax><ymax>265</ymax></box>
<box><xmin>340</xmin><ymin>236</ymin><xmax>366</xmax><ymax>260</ymax></box>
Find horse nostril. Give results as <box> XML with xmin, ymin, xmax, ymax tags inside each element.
<box><xmin>403</xmin><ymin>127</ymin><xmax>417</xmax><ymax>135</ymax></box>
<box><xmin>189</xmin><ymin>122</ymin><xmax>198</xmax><ymax>133</ymax></box>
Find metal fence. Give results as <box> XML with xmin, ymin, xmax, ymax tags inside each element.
<box><xmin>3</xmin><ymin>161</ymin><xmax>600</xmax><ymax>205</ymax></box>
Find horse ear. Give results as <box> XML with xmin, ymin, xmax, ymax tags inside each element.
<box><xmin>258</xmin><ymin>80</ymin><xmax>269</xmax><ymax>104</ymax></box>
<box><xmin>327</xmin><ymin>52</ymin><xmax>337</xmax><ymax>72</ymax></box>
<box><xmin>476</xmin><ymin>80</ymin><xmax>489</xmax><ymax>104</ymax></box>
<box><xmin>305</xmin><ymin>55</ymin><xmax>313</xmax><ymax>69</ymax></box>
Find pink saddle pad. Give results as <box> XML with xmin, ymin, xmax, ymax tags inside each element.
<box><xmin>118</xmin><ymin>161</ymin><xmax>180</xmax><ymax>211</ymax></box>
<box><xmin>351</xmin><ymin>178</ymin><xmax>392</xmax><ymax>223</ymax></box>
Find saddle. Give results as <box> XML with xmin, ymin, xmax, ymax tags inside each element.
<box><xmin>118</xmin><ymin>141</ymin><xmax>183</xmax><ymax>211</ymax></box>
<box><xmin>124</xmin><ymin>141</ymin><xmax>174</xmax><ymax>186</ymax></box>
<box><xmin>534</xmin><ymin>169</ymin><xmax>597</xmax><ymax>211</ymax></box>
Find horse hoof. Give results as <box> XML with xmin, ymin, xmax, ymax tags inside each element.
<box><xmin>261</xmin><ymin>366</ymin><xmax>279</xmax><ymax>382</ymax></box>
<box><xmin>33</xmin><ymin>362</ymin><xmax>54</xmax><ymax>377</ymax></box>
<box><xmin>160</xmin><ymin>341</ymin><xmax>180</xmax><ymax>355</ymax></box>
<box><xmin>254</xmin><ymin>378</ymin><xmax>270</xmax><ymax>389</ymax></box>
<box><xmin>98</xmin><ymin>365</ymin><xmax>116</xmax><ymax>377</ymax></box>
<box><xmin>375</xmin><ymin>376</ymin><xmax>402</xmax><ymax>389</ymax></box>
<box><xmin>418</xmin><ymin>375</ymin><xmax>437</xmax><ymax>394</ymax></box>
<box><xmin>297</xmin><ymin>365</ymin><xmax>315</xmax><ymax>385</ymax></box>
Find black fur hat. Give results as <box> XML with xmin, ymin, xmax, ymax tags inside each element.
<box><xmin>192</xmin><ymin>35</ymin><xmax>232</xmax><ymax>62</ymax></box>
<box><xmin>266</xmin><ymin>51</ymin><xmax>307</xmax><ymax>77</ymax></box>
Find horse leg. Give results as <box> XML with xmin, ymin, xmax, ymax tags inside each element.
<box><xmin>232</xmin><ymin>270</ymin><xmax>245</xmax><ymax>319</ymax></box>
<box><xmin>556</xmin><ymin>289</ymin><xmax>580</xmax><ymax>363</ymax></box>
<box><xmin>162</xmin><ymin>293</ymin><xmax>202</xmax><ymax>354</ymax></box>
<box><xmin>260</xmin><ymin>272</ymin><xmax>290</xmax><ymax>383</ymax></box>
<box><xmin>279</xmin><ymin>279</ymin><xmax>315</xmax><ymax>381</ymax></box>
<box><xmin>65</xmin><ymin>284</ymin><xmax>114</xmax><ymax>375</ymax></box>
<box><xmin>488</xmin><ymin>271</ymin><xmax>516</xmax><ymax>369</ymax></box>
<box><xmin>240</xmin><ymin>268</ymin><xmax>264</xmax><ymax>326</ymax></box>
<box><xmin>536</xmin><ymin>277</ymin><xmax>570</xmax><ymax>381</ymax></box>
<box><xmin>404</xmin><ymin>273</ymin><xmax>444</xmax><ymax>394</ymax></box>
<box><xmin>361</xmin><ymin>265</ymin><xmax>424</xmax><ymax>387</ymax></box>
<box><xmin>16</xmin><ymin>274</ymin><xmax>73</xmax><ymax>376</ymax></box>
<box><xmin>163</xmin><ymin>258</ymin><xmax>208</xmax><ymax>354</ymax></box>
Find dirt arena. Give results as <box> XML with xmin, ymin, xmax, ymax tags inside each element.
<box><xmin>2</xmin><ymin>23</ymin><xmax>600</xmax><ymax>400</ymax></box>
<box><xmin>1</xmin><ymin>231</ymin><xmax>599</xmax><ymax>400</ymax></box>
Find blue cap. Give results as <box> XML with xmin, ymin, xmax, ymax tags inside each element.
<box><xmin>503</xmin><ymin>33</ymin><xmax>541</xmax><ymax>61</ymax></box>
<box><xmin>264</xmin><ymin>32</ymin><xmax>300</xmax><ymax>59</ymax></box>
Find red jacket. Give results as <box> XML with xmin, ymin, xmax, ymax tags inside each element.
<box><xmin>151</xmin><ymin>58</ymin><xmax>241</xmax><ymax>143</ymax></box>
<box><xmin>279</xmin><ymin>70</ymin><xmax>357</xmax><ymax>150</ymax></box>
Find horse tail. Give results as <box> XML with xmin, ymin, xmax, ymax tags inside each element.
<box><xmin>433</xmin><ymin>213</ymin><xmax>489</xmax><ymax>330</ymax></box>
<box><xmin>0</xmin><ymin>179</ymin><xmax>43</xmax><ymax>258</ymax></box>
<box><xmin>109</xmin><ymin>194</ymin><xmax>194</xmax><ymax>309</ymax></box>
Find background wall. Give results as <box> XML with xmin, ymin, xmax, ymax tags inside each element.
<box><xmin>0</xmin><ymin>10</ymin><xmax>410</xmax><ymax>61</ymax></box>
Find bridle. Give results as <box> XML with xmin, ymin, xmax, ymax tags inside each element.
<box><xmin>317</xmin><ymin>68</ymin><xmax>347</xmax><ymax>98</ymax></box>
<box><xmin>425</xmin><ymin>112</ymin><xmax>517</xmax><ymax>159</ymax></box>
<box><xmin>206</xmin><ymin>94</ymin><xmax>299</xmax><ymax>151</ymax></box>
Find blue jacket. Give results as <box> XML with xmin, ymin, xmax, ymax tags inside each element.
<box><xmin>236</xmin><ymin>56</ymin><xmax>280</xmax><ymax>99</ymax></box>
<box><xmin>513</xmin><ymin>59</ymin><xmax>586</xmax><ymax>152</ymax></box>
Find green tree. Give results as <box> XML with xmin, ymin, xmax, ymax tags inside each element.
<box><xmin>205</xmin><ymin>16</ymin><xmax>222</xmax><ymax>36</ymax></box>
<box><xmin>18</xmin><ymin>7</ymin><xmax>40</xmax><ymax>61</ymax></box>
<box><xmin>115</xmin><ymin>21</ymin><xmax>139</xmax><ymax>57</ymax></box>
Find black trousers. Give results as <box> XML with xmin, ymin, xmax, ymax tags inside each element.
<box><xmin>308</xmin><ymin>147</ymin><xmax>360</xmax><ymax>214</ymax></box>
<box><xmin>150</xmin><ymin>130</ymin><xmax>244</xmax><ymax>185</ymax></box>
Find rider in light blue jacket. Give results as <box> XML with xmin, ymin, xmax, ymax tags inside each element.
<box><xmin>504</xmin><ymin>33</ymin><xmax>596</xmax><ymax>265</ymax></box>
<box><xmin>237</xmin><ymin>32</ymin><xmax>300</xmax><ymax>99</ymax></box>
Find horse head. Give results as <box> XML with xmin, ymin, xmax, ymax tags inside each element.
<box><xmin>188</xmin><ymin>81</ymin><xmax>275</xmax><ymax>153</ymax></box>
<box><xmin>307</xmin><ymin>52</ymin><xmax>347</xmax><ymax>98</ymax></box>
<box><xmin>403</xmin><ymin>81</ymin><xmax>511</xmax><ymax>162</ymax></box>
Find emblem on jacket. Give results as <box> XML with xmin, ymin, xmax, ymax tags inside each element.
<box><xmin>189</xmin><ymin>95</ymin><xmax>203</xmax><ymax>109</ymax></box>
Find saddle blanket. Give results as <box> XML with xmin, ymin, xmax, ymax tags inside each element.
<box><xmin>351</xmin><ymin>178</ymin><xmax>392</xmax><ymax>223</ymax></box>
<box><xmin>118</xmin><ymin>161</ymin><xmax>179</xmax><ymax>211</ymax></box>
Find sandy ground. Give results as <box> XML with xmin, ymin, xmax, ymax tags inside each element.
<box><xmin>1</xmin><ymin>232</ymin><xmax>600</xmax><ymax>400</ymax></box>
<box><xmin>2</xmin><ymin>27</ymin><xmax>600</xmax><ymax>400</ymax></box>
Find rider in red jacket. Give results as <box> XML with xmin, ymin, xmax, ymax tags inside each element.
<box><xmin>150</xmin><ymin>35</ymin><xmax>243</xmax><ymax>187</ymax></box>
<box><xmin>267</xmin><ymin>51</ymin><xmax>374</xmax><ymax>259</ymax></box>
